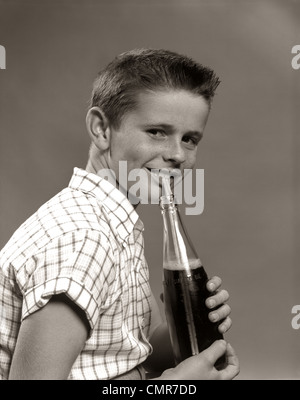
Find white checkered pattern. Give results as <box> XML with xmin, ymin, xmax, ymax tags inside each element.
<box><xmin>0</xmin><ymin>168</ymin><xmax>152</xmax><ymax>380</ymax></box>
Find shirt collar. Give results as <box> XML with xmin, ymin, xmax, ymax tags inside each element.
<box><xmin>68</xmin><ymin>168</ymin><xmax>142</xmax><ymax>244</ymax></box>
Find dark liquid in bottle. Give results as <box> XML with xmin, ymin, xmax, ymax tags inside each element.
<box><xmin>163</xmin><ymin>265</ymin><xmax>226</xmax><ymax>368</ymax></box>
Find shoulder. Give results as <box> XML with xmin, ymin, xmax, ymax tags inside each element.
<box><xmin>37</xmin><ymin>187</ymin><xmax>108</xmax><ymax>234</ymax></box>
<box><xmin>0</xmin><ymin>187</ymin><xmax>115</xmax><ymax>279</ymax></box>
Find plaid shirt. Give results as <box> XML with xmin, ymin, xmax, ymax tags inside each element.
<box><xmin>0</xmin><ymin>168</ymin><xmax>153</xmax><ymax>380</ymax></box>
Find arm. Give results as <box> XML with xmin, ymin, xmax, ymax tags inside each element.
<box><xmin>9</xmin><ymin>294</ymin><xmax>89</xmax><ymax>380</ymax></box>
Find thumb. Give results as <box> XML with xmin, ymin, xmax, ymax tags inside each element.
<box><xmin>202</xmin><ymin>339</ymin><xmax>227</xmax><ymax>365</ymax></box>
<box><xmin>219</xmin><ymin>342</ymin><xmax>240</xmax><ymax>379</ymax></box>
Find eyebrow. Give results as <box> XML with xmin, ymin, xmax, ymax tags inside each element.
<box><xmin>143</xmin><ymin>123</ymin><xmax>203</xmax><ymax>138</ymax></box>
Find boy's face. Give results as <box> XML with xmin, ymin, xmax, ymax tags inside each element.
<box><xmin>106</xmin><ymin>89</ymin><xmax>210</xmax><ymax>204</ymax></box>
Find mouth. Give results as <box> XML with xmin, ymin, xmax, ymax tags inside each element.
<box><xmin>144</xmin><ymin>167</ymin><xmax>161</xmax><ymax>185</ymax></box>
<box><xmin>144</xmin><ymin>167</ymin><xmax>182</xmax><ymax>176</ymax></box>
<box><xmin>144</xmin><ymin>167</ymin><xmax>182</xmax><ymax>196</ymax></box>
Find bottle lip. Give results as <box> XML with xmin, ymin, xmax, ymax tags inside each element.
<box><xmin>159</xmin><ymin>194</ymin><xmax>180</xmax><ymax>209</ymax></box>
<box><xmin>160</xmin><ymin>194</ymin><xmax>174</xmax><ymax>201</ymax></box>
<box><xmin>159</xmin><ymin>194</ymin><xmax>174</xmax><ymax>204</ymax></box>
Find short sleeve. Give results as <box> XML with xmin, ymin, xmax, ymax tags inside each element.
<box><xmin>22</xmin><ymin>229</ymin><xmax>116</xmax><ymax>332</ymax></box>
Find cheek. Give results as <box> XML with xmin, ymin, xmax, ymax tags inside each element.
<box><xmin>112</xmin><ymin>138</ymin><xmax>140</xmax><ymax>161</ymax></box>
<box><xmin>127</xmin><ymin>143</ymin><xmax>153</xmax><ymax>162</ymax></box>
<box><xmin>184</xmin><ymin>151</ymin><xmax>197</xmax><ymax>169</ymax></box>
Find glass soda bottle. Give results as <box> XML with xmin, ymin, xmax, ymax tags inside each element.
<box><xmin>159</xmin><ymin>192</ymin><xmax>226</xmax><ymax>368</ymax></box>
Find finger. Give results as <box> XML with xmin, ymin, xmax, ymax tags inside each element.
<box><xmin>206</xmin><ymin>276</ymin><xmax>222</xmax><ymax>293</ymax></box>
<box><xmin>219</xmin><ymin>343</ymin><xmax>240</xmax><ymax>380</ymax></box>
<box><xmin>206</xmin><ymin>289</ymin><xmax>229</xmax><ymax>309</ymax></box>
<box><xmin>218</xmin><ymin>316</ymin><xmax>232</xmax><ymax>334</ymax></box>
<box><xmin>208</xmin><ymin>304</ymin><xmax>231</xmax><ymax>323</ymax></box>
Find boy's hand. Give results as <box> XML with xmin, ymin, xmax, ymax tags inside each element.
<box><xmin>155</xmin><ymin>340</ymin><xmax>240</xmax><ymax>380</ymax></box>
<box><xmin>205</xmin><ymin>276</ymin><xmax>232</xmax><ymax>334</ymax></box>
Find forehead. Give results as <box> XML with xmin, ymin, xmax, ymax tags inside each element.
<box><xmin>125</xmin><ymin>89</ymin><xmax>210</xmax><ymax>130</ymax></box>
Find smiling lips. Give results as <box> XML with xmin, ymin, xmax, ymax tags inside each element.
<box><xmin>145</xmin><ymin>167</ymin><xmax>181</xmax><ymax>176</ymax></box>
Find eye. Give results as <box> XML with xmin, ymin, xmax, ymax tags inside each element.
<box><xmin>147</xmin><ymin>129</ymin><xmax>166</xmax><ymax>139</ymax></box>
<box><xmin>182</xmin><ymin>136</ymin><xmax>200</xmax><ymax>147</ymax></box>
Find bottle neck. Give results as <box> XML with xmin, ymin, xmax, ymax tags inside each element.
<box><xmin>159</xmin><ymin>195</ymin><xmax>201</xmax><ymax>273</ymax></box>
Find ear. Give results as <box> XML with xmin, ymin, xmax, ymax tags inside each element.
<box><xmin>86</xmin><ymin>107</ymin><xmax>111</xmax><ymax>151</ymax></box>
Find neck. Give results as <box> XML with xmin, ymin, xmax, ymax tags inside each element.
<box><xmin>85</xmin><ymin>148</ymin><xmax>140</xmax><ymax>210</ymax></box>
<box><xmin>85</xmin><ymin>144</ymin><xmax>106</xmax><ymax>174</ymax></box>
<box><xmin>85</xmin><ymin>158</ymin><xmax>99</xmax><ymax>174</ymax></box>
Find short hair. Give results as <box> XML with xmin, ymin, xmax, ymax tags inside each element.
<box><xmin>90</xmin><ymin>48</ymin><xmax>220</xmax><ymax>128</ymax></box>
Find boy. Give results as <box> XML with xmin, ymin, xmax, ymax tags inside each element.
<box><xmin>0</xmin><ymin>49</ymin><xmax>239</xmax><ymax>380</ymax></box>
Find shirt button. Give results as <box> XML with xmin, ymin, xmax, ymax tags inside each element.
<box><xmin>37</xmin><ymin>299</ymin><xmax>44</xmax><ymax>307</ymax></box>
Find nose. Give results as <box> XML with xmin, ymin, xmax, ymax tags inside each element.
<box><xmin>162</xmin><ymin>139</ymin><xmax>186</xmax><ymax>167</ymax></box>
